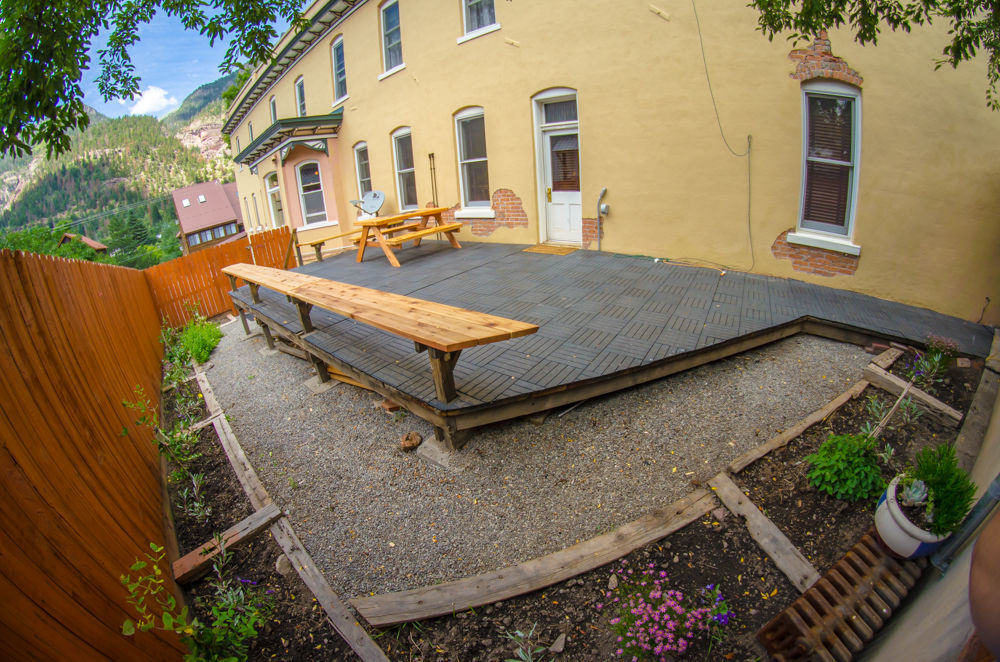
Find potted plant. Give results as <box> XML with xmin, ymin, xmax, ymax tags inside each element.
<box><xmin>875</xmin><ymin>443</ymin><xmax>976</xmax><ymax>558</ymax></box>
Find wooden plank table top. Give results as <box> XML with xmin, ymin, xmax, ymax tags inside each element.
<box><xmin>222</xmin><ymin>263</ymin><xmax>538</xmax><ymax>353</ymax></box>
<box><xmin>355</xmin><ymin>206</ymin><xmax>460</xmax><ymax>267</ymax></box>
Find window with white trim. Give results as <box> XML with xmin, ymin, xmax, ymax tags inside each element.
<box><xmin>266</xmin><ymin>173</ymin><xmax>284</xmax><ymax>227</ymax></box>
<box><xmin>248</xmin><ymin>121</ymin><xmax>254</xmax><ymax>142</ymax></box>
<box><xmin>391</xmin><ymin>128</ymin><xmax>417</xmax><ymax>209</ymax></box>
<box><xmin>252</xmin><ymin>193</ymin><xmax>262</xmax><ymax>228</ymax></box>
<box><xmin>181</xmin><ymin>198</ymin><xmax>190</xmax><ymax>207</ymax></box>
<box><xmin>798</xmin><ymin>81</ymin><xmax>861</xmax><ymax>240</ymax></box>
<box><xmin>296</xmin><ymin>162</ymin><xmax>328</xmax><ymax>225</ymax></box>
<box><xmin>463</xmin><ymin>0</ymin><xmax>496</xmax><ymax>33</ymax></box>
<box><xmin>381</xmin><ymin>1</ymin><xmax>403</xmax><ymax>72</ymax></box>
<box><xmin>269</xmin><ymin>96</ymin><xmax>277</xmax><ymax>124</ymax></box>
<box><xmin>332</xmin><ymin>37</ymin><xmax>348</xmax><ymax>103</ymax></box>
<box><xmin>354</xmin><ymin>142</ymin><xmax>372</xmax><ymax>197</ymax></box>
<box><xmin>294</xmin><ymin>76</ymin><xmax>307</xmax><ymax>117</ymax></box>
<box><xmin>455</xmin><ymin>108</ymin><xmax>489</xmax><ymax>207</ymax></box>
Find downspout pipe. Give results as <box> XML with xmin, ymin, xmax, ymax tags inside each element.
<box><xmin>596</xmin><ymin>187</ymin><xmax>608</xmax><ymax>251</ymax></box>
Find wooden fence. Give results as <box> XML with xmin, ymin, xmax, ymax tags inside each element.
<box><xmin>0</xmin><ymin>250</ymin><xmax>183</xmax><ymax>661</ymax></box>
<box><xmin>146</xmin><ymin>226</ymin><xmax>292</xmax><ymax>327</ymax></box>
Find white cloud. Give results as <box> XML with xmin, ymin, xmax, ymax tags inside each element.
<box><xmin>129</xmin><ymin>86</ymin><xmax>179</xmax><ymax>116</ymax></box>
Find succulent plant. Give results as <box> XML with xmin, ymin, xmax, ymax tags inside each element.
<box><xmin>901</xmin><ymin>478</ymin><xmax>928</xmax><ymax>507</ymax></box>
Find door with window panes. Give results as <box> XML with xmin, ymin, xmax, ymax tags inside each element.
<box><xmin>538</xmin><ymin>98</ymin><xmax>581</xmax><ymax>243</ymax></box>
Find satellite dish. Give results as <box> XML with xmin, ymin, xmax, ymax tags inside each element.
<box><xmin>349</xmin><ymin>190</ymin><xmax>386</xmax><ymax>215</ymax></box>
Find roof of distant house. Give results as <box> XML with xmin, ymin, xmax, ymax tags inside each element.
<box><xmin>58</xmin><ymin>233</ymin><xmax>108</xmax><ymax>252</ymax></box>
<box><xmin>172</xmin><ymin>181</ymin><xmax>244</xmax><ymax>235</ymax></box>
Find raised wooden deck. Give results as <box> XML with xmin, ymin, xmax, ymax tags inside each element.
<box><xmin>228</xmin><ymin>241</ymin><xmax>992</xmax><ymax>447</ymax></box>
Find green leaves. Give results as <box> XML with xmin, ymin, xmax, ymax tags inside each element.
<box><xmin>807</xmin><ymin>433</ymin><xmax>885</xmax><ymax>501</ymax></box>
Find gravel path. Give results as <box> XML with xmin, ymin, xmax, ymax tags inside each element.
<box><xmin>207</xmin><ymin>319</ymin><xmax>870</xmax><ymax>600</ymax></box>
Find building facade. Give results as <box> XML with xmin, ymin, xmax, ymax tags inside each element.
<box><xmin>172</xmin><ymin>181</ymin><xmax>246</xmax><ymax>255</ymax></box>
<box><xmin>224</xmin><ymin>0</ymin><xmax>1000</xmax><ymax>324</ymax></box>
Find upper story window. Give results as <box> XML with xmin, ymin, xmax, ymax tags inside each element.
<box><xmin>464</xmin><ymin>0</ymin><xmax>496</xmax><ymax>33</ymax></box>
<box><xmin>181</xmin><ymin>198</ymin><xmax>191</xmax><ymax>207</ymax></box>
<box><xmin>332</xmin><ymin>37</ymin><xmax>348</xmax><ymax>103</ymax></box>
<box><xmin>248</xmin><ymin>121</ymin><xmax>254</xmax><ymax>142</ymax></box>
<box><xmin>794</xmin><ymin>81</ymin><xmax>862</xmax><ymax>251</ymax></box>
<box><xmin>392</xmin><ymin>128</ymin><xmax>417</xmax><ymax>210</ymax></box>
<box><xmin>294</xmin><ymin>76</ymin><xmax>307</xmax><ymax>117</ymax></box>
<box><xmin>381</xmin><ymin>1</ymin><xmax>404</xmax><ymax>72</ymax></box>
<box><xmin>455</xmin><ymin>108</ymin><xmax>489</xmax><ymax>207</ymax></box>
<box><xmin>354</xmin><ymin>142</ymin><xmax>372</xmax><ymax>197</ymax></box>
<box><xmin>296</xmin><ymin>162</ymin><xmax>328</xmax><ymax>225</ymax></box>
<box><xmin>269</xmin><ymin>96</ymin><xmax>277</xmax><ymax>124</ymax></box>
<box><xmin>197</xmin><ymin>194</ymin><xmax>206</xmax><ymax>203</ymax></box>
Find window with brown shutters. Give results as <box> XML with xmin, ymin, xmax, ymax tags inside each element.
<box><xmin>801</xmin><ymin>92</ymin><xmax>856</xmax><ymax>235</ymax></box>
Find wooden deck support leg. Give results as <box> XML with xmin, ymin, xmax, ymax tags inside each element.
<box><xmin>258</xmin><ymin>322</ymin><xmax>276</xmax><ymax>350</ymax></box>
<box><xmin>294</xmin><ymin>300</ymin><xmax>315</xmax><ymax>333</ymax></box>
<box><xmin>248</xmin><ymin>283</ymin><xmax>261</xmax><ymax>304</ymax></box>
<box><xmin>313</xmin><ymin>242</ymin><xmax>325</xmax><ymax>263</ymax></box>
<box><xmin>433</xmin><ymin>421</ymin><xmax>471</xmax><ymax>452</ymax></box>
<box><xmin>226</xmin><ymin>277</ymin><xmax>251</xmax><ymax>334</ymax></box>
<box><xmin>295</xmin><ymin>244</ymin><xmax>305</xmax><ymax>267</ymax></box>
<box><xmin>426</xmin><ymin>348</ymin><xmax>461</xmax><ymax>402</ymax></box>
<box><xmin>309</xmin><ymin>354</ymin><xmax>331</xmax><ymax>383</ymax></box>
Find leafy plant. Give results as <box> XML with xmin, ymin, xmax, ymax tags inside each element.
<box><xmin>178</xmin><ymin>473</ymin><xmax>212</xmax><ymax>523</ymax></box>
<box><xmin>598</xmin><ymin>560</ymin><xmax>733</xmax><ymax>658</ymax></box>
<box><xmin>179</xmin><ymin>305</ymin><xmax>223</xmax><ymax>364</ymax></box>
<box><xmin>877</xmin><ymin>444</ymin><xmax>895</xmax><ymax>465</ymax></box>
<box><xmin>905</xmin><ymin>335</ymin><xmax>959</xmax><ymax>395</ymax></box>
<box><xmin>504</xmin><ymin>623</ymin><xmax>546</xmax><ymax>662</ymax></box>
<box><xmin>864</xmin><ymin>394</ymin><xmax>890</xmax><ymax>426</ymax></box>
<box><xmin>121</xmin><ymin>542</ymin><xmax>194</xmax><ymax>639</ymax></box>
<box><xmin>906</xmin><ymin>444</ymin><xmax>976</xmax><ymax>536</ymax></box>
<box><xmin>898</xmin><ymin>396</ymin><xmax>922</xmax><ymax>425</ymax></box>
<box><xmin>122</xmin><ymin>385</ymin><xmax>201</xmax><ymax>481</ymax></box>
<box><xmin>806</xmin><ymin>433</ymin><xmax>885</xmax><ymax>501</ymax></box>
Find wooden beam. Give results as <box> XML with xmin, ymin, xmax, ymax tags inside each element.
<box><xmin>270</xmin><ymin>517</ymin><xmax>389</xmax><ymax>661</ymax></box>
<box><xmin>294</xmin><ymin>300</ymin><xmax>314</xmax><ymax>333</ymax></box>
<box><xmin>172</xmin><ymin>503</ymin><xmax>282</xmax><ymax>584</ymax></box>
<box><xmin>350</xmin><ymin>489</ymin><xmax>716</xmax><ymax>627</ymax></box>
<box><xmin>728</xmin><ymin>380</ymin><xmax>869</xmax><ymax>474</ymax></box>
<box><xmin>862</xmin><ymin>364</ymin><xmax>962</xmax><ymax>427</ymax></box>
<box><xmin>870</xmin><ymin>347</ymin><xmax>904</xmax><ymax>370</ymax></box>
<box><xmin>709</xmin><ymin>472</ymin><xmax>820</xmax><ymax>593</ymax></box>
<box><xmin>211</xmin><ymin>415</ymin><xmax>271</xmax><ymax>510</ymax></box>
<box><xmin>309</xmin><ymin>353</ymin><xmax>331</xmax><ymax>383</ymax></box>
<box><xmin>259</xmin><ymin>322</ymin><xmax>276</xmax><ymax>350</ymax></box>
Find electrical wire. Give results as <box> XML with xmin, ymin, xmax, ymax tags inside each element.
<box><xmin>667</xmin><ymin>0</ymin><xmax>755</xmax><ymax>275</ymax></box>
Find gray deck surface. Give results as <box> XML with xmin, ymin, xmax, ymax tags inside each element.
<box><xmin>232</xmin><ymin>241</ymin><xmax>992</xmax><ymax>410</ymax></box>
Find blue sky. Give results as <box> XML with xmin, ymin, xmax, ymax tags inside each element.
<box><xmin>82</xmin><ymin>12</ymin><xmax>287</xmax><ymax>119</ymax></box>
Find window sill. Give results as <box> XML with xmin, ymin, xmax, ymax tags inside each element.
<box><xmin>456</xmin><ymin>23</ymin><xmax>501</xmax><ymax>45</ymax></box>
<box><xmin>332</xmin><ymin>94</ymin><xmax>349</xmax><ymax>109</ymax></box>
<box><xmin>377</xmin><ymin>64</ymin><xmax>406</xmax><ymax>81</ymax></box>
<box><xmin>787</xmin><ymin>230</ymin><xmax>861</xmax><ymax>256</ymax></box>
<box><xmin>454</xmin><ymin>207</ymin><xmax>495</xmax><ymax>219</ymax></box>
<box><xmin>302</xmin><ymin>220</ymin><xmax>340</xmax><ymax>231</ymax></box>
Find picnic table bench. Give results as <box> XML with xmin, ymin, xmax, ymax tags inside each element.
<box><xmin>222</xmin><ymin>263</ymin><xmax>538</xmax><ymax>409</ymax></box>
<box><xmin>356</xmin><ymin>206</ymin><xmax>462</xmax><ymax>267</ymax></box>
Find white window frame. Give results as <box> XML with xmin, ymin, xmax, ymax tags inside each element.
<box><xmin>331</xmin><ymin>36</ymin><xmax>348</xmax><ymax>106</ymax></box>
<box><xmin>458</xmin><ymin>0</ymin><xmax>500</xmax><ymax>44</ymax></box>
<box><xmin>454</xmin><ymin>107</ymin><xmax>494</xmax><ymax>217</ymax></box>
<box><xmin>235</xmin><ymin>136</ymin><xmax>242</xmax><ymax>170</ymax></box>
<box><xmin>294</xmin><ymin>76</ymin><xmax>307</xmax><ymax>117</ymax></box>
<box><xmin>391</xmin><ymin>127</ymin><xmax>418</xmax><ymax>210</ymax></box>
<box><xmin>353</xmin><ymin>142</ymin><xmax>373</xmax><ymax>198</ymax></box>
<box><xmin>379</xmin><ymin>0</ymin><xmax>405</xmax><ymax>79</ymax></box>
<box><xmin>248</xmin><ymin>121</ymin><xmax>254</xmax><ymax>142</ymax></box>
<box><xmin>181</xmin><ymin>198</ymin><xmax>191</xmax><ymax>207</ymax></box>
<box><xmin>787</xmin><ymin>80</ymin><xmax>862</xmax><ymax>256</ymax></box>
<box><xmin>296</xmin><ymin>161</ymin><xmax>334</xmax><ymax>227</ymax></box>
<box><xmin>269</xmin><ymin>96</ymin><xmax>277</xmax><ymax>124</ymax></box>
<box><xmin>265</xmin><ymin>172</ymin><xmax>284</xmax><ymax>227</ymax></box>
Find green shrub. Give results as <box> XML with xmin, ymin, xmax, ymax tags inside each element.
<box><xmin>807</xmin><ymin>433</ymin><xmax>885</xmax><ymax>501</ymax></box>
<box><xmin>909</xmin><ymin>444</ymin><xmax>976</xmax><ymax>536</ymax></box>
<box><xmin>179</xmin><ymin>316</ymin><xmax>223</xmax><ymax>364</ymax></box>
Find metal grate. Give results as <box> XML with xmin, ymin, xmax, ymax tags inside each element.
<box><xmin>757</xmin><ymin>530</ymin><xmax>927</xmax><ymax>662</ymax></box>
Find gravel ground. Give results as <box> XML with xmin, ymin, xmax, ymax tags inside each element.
<box><xmin>207</xmin><ymin>319</ymin><xmax>870</xmax><ymax>600</ymax></box>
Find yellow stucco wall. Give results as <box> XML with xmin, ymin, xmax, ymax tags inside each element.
<box><xmin>226</xmin><ymin>0</ymin><xmax>1000</xmax><ymax>325</ymax></box>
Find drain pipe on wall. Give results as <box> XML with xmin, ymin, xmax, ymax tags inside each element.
<box><xmin>596</xmin><ymin>187</ymin><xmax>609</xmax><ymax>251</ymax></box>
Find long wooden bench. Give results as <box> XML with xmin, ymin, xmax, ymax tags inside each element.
<box><xmin>385</xmin><ymin>222</ymin><xmax>463</xmax><ymax>247</ymax></box>
<box><xmin>222</xmin><ymin>263</ymin><xmax>538</xmax><ymax>408</ymax></box>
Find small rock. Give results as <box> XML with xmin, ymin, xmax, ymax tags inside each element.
<box><xmin>549</xmin><ymin>633</ymin><xmax>566</xmax><ymax>654</ymax></box>
<box><xmin>957</xmin><ymin>357</ymin><xmax>971</xmax><ymax>368</ymax></box>
<box><xmin>502</xmin><ymin>617</ymin><xmax>511</xmax><ymax>627</ymax></box>
<box><xmin>401</xmin><ymin>431</ymin><xmax>422</xmax><ymax>451</ymax></box>
<box><xmin>673</xmin><ymin>555</ymin><xmax>680</xmax><ymax>563</ymax></box>
<box><xmin>378</xmin><ymin>398</ymin><xmax>401</xmax><ymax>412</ymax></box>
<box><xmin>608</xmin><ymin>574</ymin><xmax>618</xmax><ymax>590</ymax></box>
<box><xmin>662</xmin><ymin>541</ymin><xmax>671</xmax><ymax>549</ymax></box>
<box><xmin>712</xmin><ymin>507</ymin><xmax>728</xmax><ymax>521</ymax></box>
<box><xmin>275</xmin><ymin>554</ymin><xmax>294</xmax><ymax>577</ymax></box>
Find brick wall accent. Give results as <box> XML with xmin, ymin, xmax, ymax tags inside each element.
<box><xmin>771</xmin><ymin>229</ymin><xmax>859</xmax><ymax>277</ymax></box>
<box><xmin>582</xmin><ymin>217</ymin><xmax>604</xmax><ymax>249</ymax></box>
<box><xmin>789</xmin><ymin>31</ymin><xmax>863</xmax><ymax>87</ymax></box>
<box><xmin>442</xmin><ymin>188</ymin><xmax>530</xmax><ymax>237</ymax></box>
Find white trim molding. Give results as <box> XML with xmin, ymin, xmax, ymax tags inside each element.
<box><xmin>786</xmin><ymin>230</ymin><xmax>861</xmax><ymax>256</ymax></box>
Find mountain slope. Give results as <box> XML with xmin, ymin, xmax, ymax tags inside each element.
<box><xmin>162</xmin><ymin>73</ymin><xmax>237</xmax><ymax>131</ymax></box>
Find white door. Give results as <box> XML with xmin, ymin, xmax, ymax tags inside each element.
<box><xmin>543</xmin><ymin>130</ymin><xmax>582</xmax><ymax>243</ymax></box>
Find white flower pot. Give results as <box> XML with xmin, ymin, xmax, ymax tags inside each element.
<box><xmin>874</xmin><ymin>476</ymin><xmax>949</xmax><ymax>558</ymax></box>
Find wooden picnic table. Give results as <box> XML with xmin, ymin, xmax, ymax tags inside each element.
<box><xmin>355</xmin><ymin>206</ymin><xmax>462</xmax><ymax>267</ymax></box>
